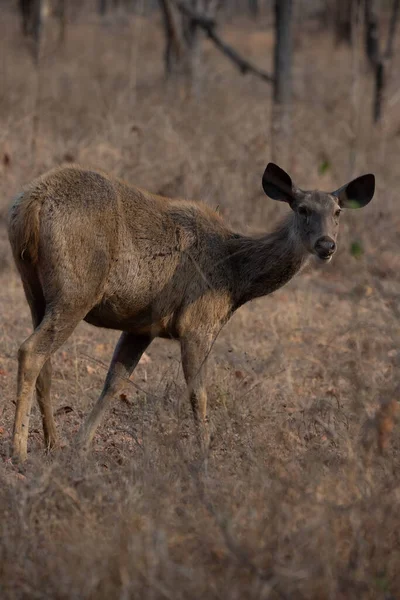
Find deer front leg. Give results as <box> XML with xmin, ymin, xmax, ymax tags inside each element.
<box><xmin>180</xmin><ymin>334</ymin><xmax>213</xmax><ymax>454</ymax></box>
<box><xmin>77</xmin><ymin>332</ymin><xmax>152</xmax><ymax>451</ymax></box>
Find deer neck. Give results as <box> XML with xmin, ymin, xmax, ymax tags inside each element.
<box><xmin>228</xmin><ymin>213</ymin><xmax>310</xmax><ymax>308</ymax></box>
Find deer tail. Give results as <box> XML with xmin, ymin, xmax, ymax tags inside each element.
<box><xmin>8</xmin><ymin>189</ymin><xmax>43</xmax><ymax>266</ymax></box>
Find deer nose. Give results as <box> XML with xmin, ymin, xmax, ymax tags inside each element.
<box><xmin>315</xmin><ymin>236</ymin><xmax>336</xmax><ymax>259</ymax></box>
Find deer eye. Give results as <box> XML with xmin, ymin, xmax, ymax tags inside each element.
<box><xmin>298</xmin><ymin>205</ymin><xmax>309</xmax><ymax>217</ymax></box>
<box><xmin>335</xmin><ymin>209</ymin><xmax>341</xmax><ymax>218</ymax></box>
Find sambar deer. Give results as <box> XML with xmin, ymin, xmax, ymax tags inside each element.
<box><xmin>8</xmin><ymin>163</ymin><xmax>375</xmax><ymax>462</ymax></box>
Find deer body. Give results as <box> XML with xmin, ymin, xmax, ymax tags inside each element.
<box><xmin>8</xmin><ymin>163</ymin><xmax>375</xmax><ymax>461</ymax></box>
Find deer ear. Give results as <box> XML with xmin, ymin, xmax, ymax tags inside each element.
<box><xmin>262</xmin><ymin>163</ymin><xmax>295</xmax><ymax>204</ymax></box>
<box><xmin>332</xmin><ymin>174</ymin><xmax>375</xmax><ymax>209</ymax></box>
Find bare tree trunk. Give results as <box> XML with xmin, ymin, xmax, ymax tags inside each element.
<box><xmin>98</xmin><ymin>0</ymin><xmax>107</xmax><ymax>15</ymax></box>
<box><xmin>364</xmin><ymin>0</ymin><xmax>380</xmax><ymax>64</ymax></box>
<box><xmin>249</xmin><ymin>0</ymin><xmax>259</xmax><ymax>18</ymax></box>
<box><xmin>57</xmin><ymin>0</ymin><xmax>66</xmax><ymax>45</ymax></box>
<box><xmin>385</xmin><ymin>0</ymin><xmax>400</xmax><ymax>59</ymax></box>
<box><xmin>349</xmin><ymin>0</ymin><xmax>363</xmax><ymax>178</ymax></box>
<box><xmin>271</xmin><ymin>0</ymin><xmax>293</xmax><ymax>166</ymax></box>
<box><xmin>364</xmin><ymin>0</ymin><xmax>399</xmax><ymax>122</ymax></box>
<box><xmin>184</xmin><ymin>0</ymin><xmax>217</xmax><ymax>96</ymax></box>
<box><xmin>182</xmin><ymin>0</ymin><xmax>202</xmax><ymax>88</ymax></box>
<box><xmin>335</xmin><ymin>0</ymin><xmax>353</xmax><ymax>44</ymax></box>
<box><xmin>159</xmin><ymin>1</ymin><xmax>220</xmax><ymax>96</ymax></box>
<box><xmin>171</xmin><ymin>1</ymin><xmax>273</xmax><ymax>82</ymax></box>
<box><xmin>19</xmin><ymin>0</ymin><xmax>32</xmax><ymax>35</ymax></box>
<box><xmin>32</xmin><ymin>0</ymin><xmax>42</xmax><ymax>63</ymax></box>
<box><xmin>365</xmin><ymin>0</ymin><xmax>385</xmax><ymax>122</ymax></box>
<box><xmin>19</xmin><ymin>0</ymin><xmax>43</xmax><ymax>62</ymax></box>
<box><xmin>159</xmin><ymin>0</ymin><xmax>184</xmax><ymax>75</ymax></box>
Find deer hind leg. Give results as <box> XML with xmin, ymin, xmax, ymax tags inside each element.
<box><xmin>13</xmin><ymin>304</ymin><xmax>89</xmax><ymax>463</ymax></box>
<box><xmin>35</xmin><ymin>359</ymin><xmax>55</xmax><ymax>451</ymax></box>
<box><xmin>22</xmin><ymin>280</ymin><xmax>57</xmax><ymax>452</ymax></box>
<box><xmin>77</xmin><ymin>332</ymin><xmax>152</xmax><ymax>452</ymax></box>
<box><xmin>180</xmin><ymin>334</ymin><xmax>214</xmax><ymax>455</ymax></box>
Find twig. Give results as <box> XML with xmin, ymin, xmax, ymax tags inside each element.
<box><xmin>114</xmin><ymin>426</ymin><xmax>145</xmax><ymax>452</ymax></box>
<box><xmin>314</xmin><ymin>416</ymin><xmax>338</xmax><ymax>443</ymax></box>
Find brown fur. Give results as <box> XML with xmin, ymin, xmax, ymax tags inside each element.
<box><xmin>7</xmin><ymin>163</ymin><xmax>375</xmax><ymax>462</ymax></box>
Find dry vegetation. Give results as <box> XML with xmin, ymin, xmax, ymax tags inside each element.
<box><xmin>1</xmin><ymin>2</ymin><xmax>400</xmax><ymax>598</ymax></box>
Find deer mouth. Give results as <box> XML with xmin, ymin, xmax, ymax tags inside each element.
<box><xmin>314</xmin><ymin>237</ymin><xmax>336</xmax><ymax>261</ymax></box>
<box><xmin>316</xmin><ymin>252</ymin><xmax>333</xmax><ymax>262</ymax></box>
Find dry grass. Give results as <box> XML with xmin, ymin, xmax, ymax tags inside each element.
<box><xmin>1</xmin><ymin>3</ymin><xmax>400</xmax><ymax>598</ymax></box>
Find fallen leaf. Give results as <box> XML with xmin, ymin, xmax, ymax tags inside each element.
<box><xmin>119</xmin><ymin>393</ymin><xmax>132</xmax><ymax>406</ymax></box>
<box><xmin>86</xmin><ymin>365</ymin><xmax>97</xmax><ymax>375</ymax></box>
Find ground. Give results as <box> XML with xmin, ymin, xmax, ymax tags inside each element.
<box><xmin>0</xmin><ymin>3</ymin><xmax>400</xmax><ymax>599</ymax></box>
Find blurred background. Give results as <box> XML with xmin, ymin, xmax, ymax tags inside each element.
<box><xmin>1</xmin><ymin>2</ymin><xmax>400</xmax><ymax>599</ymax></box>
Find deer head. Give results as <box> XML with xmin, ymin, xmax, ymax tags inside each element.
<box><xmin>262</xmin><ymin>162</ymin><xmax>375</xmax><ymax>261</ymax></box>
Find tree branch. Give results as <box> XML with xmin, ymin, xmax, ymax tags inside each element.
<box><xmin>206</xmin><ymin>27</ymin><xmax>274</xmax><ymax>83</ymax></box>
<box><xmin>174</xmin><ymin>0</ymin><xmax>274</xmax><ymax>84</ymax></box>
<box><xmin>175</xmin><ymin>1</ymin><xmax>217</xmax><ymax>28</ymax></box>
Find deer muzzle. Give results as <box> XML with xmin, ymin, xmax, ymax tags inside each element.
<box><xmin>314</xmin><ymin>236</ymin><xmax>336</xmax><ymax>261</ymax></box>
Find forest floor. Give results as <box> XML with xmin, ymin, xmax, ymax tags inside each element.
<box><xmin>1</xmin><ymin>4</ymin><xmax>400</xmax><ymax>598</ymax></box>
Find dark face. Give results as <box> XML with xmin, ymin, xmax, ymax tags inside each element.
<box><xmin>261</xmin><ymin>162</ymin><xmax>375</xmax><ymax>263</ymax></box>
<box><xmin>294</xmin><ymin>191</ymin><xmax>342</xmax><ymax>261</ymax></box>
